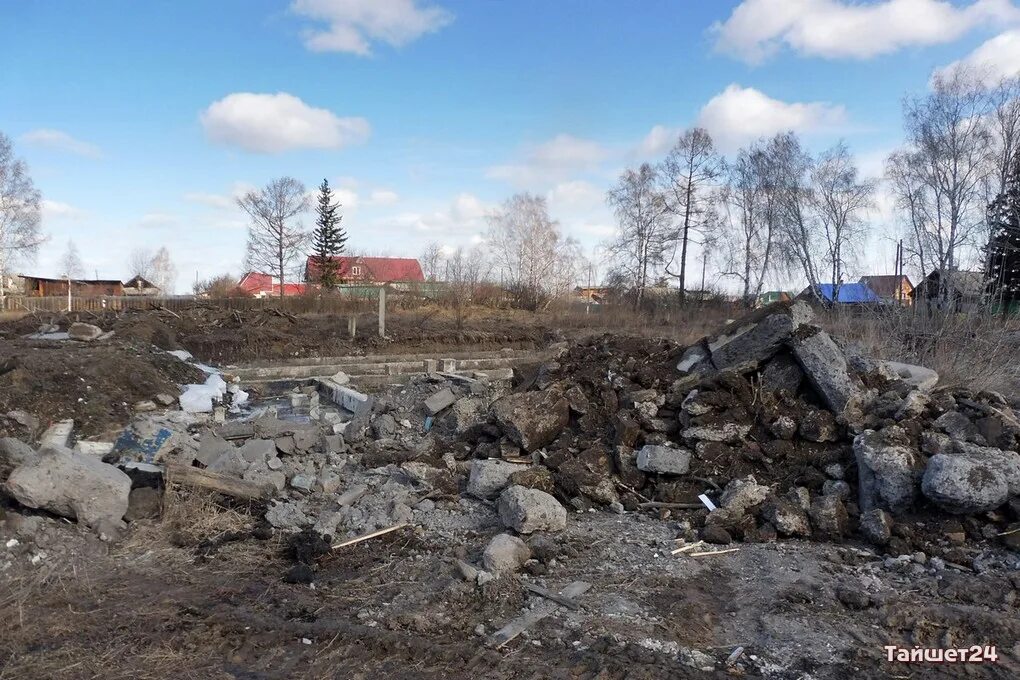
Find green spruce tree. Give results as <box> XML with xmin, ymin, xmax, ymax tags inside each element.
<box><xmin>986</xmin><ymin>154</ymin><xmax>1020</xmax><ymax>310</ymax></box>
<box><xmin>311</xmin><ymin>179</ymin><xmax>347</xmax><ymax>289</ymax></box>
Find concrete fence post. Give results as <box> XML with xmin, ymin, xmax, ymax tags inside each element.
<box><xmin>378</xmin><ymin>286</ymin><xmax>386</xmax><ymax>338</ymax></box>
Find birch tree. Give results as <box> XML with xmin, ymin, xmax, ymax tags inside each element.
<box><xmin>659</xmin><ymin>128</ymin><xmax>725</xmax><ymax>302</ymax></box>
<box><xmin>0</xmin><ymin>133</ymin><xmax>44</xmax><ymax>303</ymax></box>
<box><xmin>605</xmin><ymin>163</ymin><xmax>672</xmax><ymax>308</ymax></box>
<box><xmin>238</xmin><ymin>177</ymin><xmax>310</xmax><ymax>298</ymax></box>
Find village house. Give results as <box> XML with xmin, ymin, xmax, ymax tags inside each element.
<box><xmin>237</xmin><ymin>272</ymin><xmax>307</xmax><ymax>298</ymax></box>
<box><xmin>859</xmin><ymin>275</ymin><xmax>913</xmax><ymax>305</ymax></box>
<box><xmin>911</xmin><ymin>270</ymin><xmax>986</xmax><ymax>311</ymax></box>
<box><xmin>20</xmin><ymin>275</ymin><xmax>124</xmax><ymax>297</ymax></box>
<box><xmin>797</xmin><ymin>282</ymin><xmax>881</xmax><ymax>305</ymax></box>
<box><xmin>123</xmin><ymin>275</ymin><xmax>161</xmax><ymax>296</ymax></box>
<box><xmin>304</xmin><ymin>256</ymin><xmax>424</xmax><ymax>285</ymax></box>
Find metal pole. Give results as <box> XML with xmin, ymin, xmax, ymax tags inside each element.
<box><xmin>378</xmin><ymin>286</ymin><xmax>386</xmax><ymax>338</ymax></box>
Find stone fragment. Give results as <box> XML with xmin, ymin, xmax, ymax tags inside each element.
<box><xmin>676</xmin><ymin>343</ymin><xmax>711</xmax><ymax>373</ymax></box>
<box><xmin>371</xmin><ymin>413</ymin><xmax>397</xmax><ymax>440</ymax></box>
<box><xmin>881</xmin><ymin>361</ymin><xmax>939</xmax><ymax>392</ymax></box>
<box><xmin>154</xmin><ymin>393</ymin><xmax>176</xmax><ymax>407</ymax></box>
<box><xmin>482</xmin><ymin>533</ymin><xmax>531</xmax><ymax>573</ymax></box>
<box><xmin>858</xmin><ymin>508</ymin><xmax>892</xmax><ymax>545</ymax></box>
<box><xmin>719</xmin><ymin>475</ymin><xmax>771</xmax><ymax>514</ymax></box>
<box><xmin>68</xmin><ymin>322</ymin><xmax>103</xmax><ymax>341</ymax></box>
<box><xmin>920</xmin><ymin>430</ymin><xmax>953</xmax><ymax>456</ymax></box>
<box><xmin>5</xmin><ymin>446</ymin><xmax>131</xmax><ymax>530</ymax></box>
<box><xmin>681</xmin><ymin>423</ymin><xmax>750</xmax><ymax>444</ymax></box>
<box><xmin>822</xmin><ymin>479</ymin><xmax>851</xmax><ymax>500</ymax></box>
<box><xmin>700</xmin><ymin>525</ymin><xmax>732</xmax><ymax>545</ymax></box>
<box><xmin>895</xmin><ymin>390</ymin><xmax>929</xmax><ymax>420</ymax></box>
<box><xmin>265</xmin><ymin>501</ymin><xmax>310</xmax><ymax>531</ymax></box>
<box><xmin>933</xmin><ymin>411</ymin><xmax>980</xmax><ymax>442</ymax></box>
<box><xmin>490</xmin><ymin>390</ymin><xmax>569</xmax><ymax>452</ymax></box>
<box><xmin>497</xmin><ymin>485</ymin><xmax>567</xmax><ymax>533</ymax></box>
<box><xmin>467</xmin><ymin>459</ymin><xmax>528</xmax><ymax>499</ymax></box>
<box><xmin>195</xmin><ymin>433</ymin><xmax>232</xmax><ymax>467</ymax></box>
<box><xmin>760</xmin><ymin>353</ymin><xmax>804</xmax><ymax>394</ymax></box>
<box><xmin>0</xmin><ymin>438</ymin><xmax>38</xmax><ymax>480</ymax></box>
<box><xmin>809</xmin><ymin>495</ymin><xmax>848</xmax><ymax>537</ymax></box>
<box><xmin>290</xmin><ymin>474</ymin><xmax>316</xmax><ymax>493</ymax></box>
<box><xmin>854</xmin><ymin>428</ymin><xmax>923</xmax><ymax>514</ymax></box>
<box><xmin>800</xmin><ymin>409</ymin><xmax>839</xmax><ymax>443</ymax></box>
<box><xmin>770</xmin><ymin>416</ymin><xmax>797</xmax><ymax>440</ymax></box>
<box><xmin>763</xmin><ymin>497</ymin><xmax>811</xmax><ymax>537</ymax></box>
<box><xmin>635</xmin><ymin>444</ymin><xmax>691</xmax><ymax>475</ymax></box>
<box><xmin>508</xmin><ymin>466</ymin><xmax>556</xmax><ymax>494</ymax></box>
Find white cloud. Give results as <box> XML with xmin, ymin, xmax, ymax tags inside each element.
<box><xmin>200</xmin><ymin>92</ymin><xmax>370</xmax><ymax>153</ymax></box>
<box><xmin>713</xmin><ymin>0</ymin><xmax>1020</xmax><ymax>63</ymax></box>
<box><xmin>636</xmin><ymin>125</ymin><xmax>682</xmax><ymax>157</ymax></box>
<box><xmin>696</xmin><ymin>84</ymin><xmax>848</xmax><ymax>152</ymax></box>
<box><xmin>138</xmin><ymin>213</ymin><xmax>177</xmax><ymax>229</ymax></box>
<box><xmin>291</xmin><ymin>0</ymin><xmax>453</xmax><ymax>55</ymax></box>
<box><xmin>935</xmin><ymin>29</ymin><xmax>1020</xmax><ymax>86</ymax></box>
<box><xmin>40</xmin><ymin>200</ymin><xmax>85</xmax><ymax>220</ymax></box>
<box><xmin>368</xmin><ymin>188</ymin><xmax>399</xmax><ymax>205</ymax></box>
<box><xmin>334</xmin><ymin>187</ymin><xmax>360</xmax><ymax>209</ymax></box>
<box><xmin>184</xmin><ymin>181</ymin><xmax>256</xmax><ymax>210</ymax></box>
<box><xmin>487</xmin><ymin>134</ymin><xmax>608</xmax><ymax>187</ymax></box>
<box><xmin>384</xmin><ymin>192</ymin><xmax>492</xmax><ymax>238</ymax></box>
<box><xmin>547</xmin><ymin>180</ymin><xmax>603</xmax><ymax>209</ymax></box>
<box><xmin>20</xmin><ymin>129</ymin><xmax>102</xmax><ymax>158</ymax></box>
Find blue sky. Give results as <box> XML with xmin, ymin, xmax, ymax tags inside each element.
<box><xmin>3</xmin><ymin>0</ymin><xmax>1020</xmax><ymax>292</ymax></box>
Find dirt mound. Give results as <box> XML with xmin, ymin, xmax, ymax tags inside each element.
<box><xmin>0</xmin><ymin>305</ymin><xmax>554</xmax><ymax>364</ymax></box>
<box><xmin>0</xmin><ymin>338</ymin><xmax>204</xmax><ymax>439</ymax></box>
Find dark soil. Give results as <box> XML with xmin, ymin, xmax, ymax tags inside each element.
<box><xmin>0</xmin><ymin>337</ymin><xmax>205</xmax><ymax>440</ymax></box>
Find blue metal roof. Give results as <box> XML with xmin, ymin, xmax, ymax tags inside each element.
<box><xmin>814</xmin><ymin>283</ymin><xmax>880</xmax><ymax>303</ymax></box>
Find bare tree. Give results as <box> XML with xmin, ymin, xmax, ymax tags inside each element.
<box><xmin>60</xmin><ymin>240</ymin><xmax>84</xmax><ymax>278</ymax></box>
<box><xmin>487</xmin><ymin>193</ymin><xmax>579</xmax><ymax>309</ymax></box>
<box><xmin>194</xmin><ymin>273</ymin><xmax>243</xmax><ymax>298</ymax></box>
<box><xmin>886</xmin><ymin>149</ymin><xmax>931</xmax><ymax>281</ymax></box>
<box><xmin>770</xmin><ymin>132</ymin><xmax>822</xmax><ymax>297</ymax></box>
<box><xmin>811</xmin><ymin>142</ymin><xmax>875</xmax><ymax>299</ymax></box>
<box><xmin>149</xmin><ymin>246</ymin><xmax>177</xmax><ymax>294</ymax></box>
<box><xmin>420</xmin><ymin>241</ymin><xmax>443</xmax><ymax>281</ymax></box>
<box><xmin>129</xmin><ymin>247</ymin><xmax>153</xmax><ymax>278</ymax></box>
<box><xmin>605</xmin><ymin>164</ymin><xmax>672</xmax><ymax>308</ymax></box>
<box><xmin>900</xmin><ymin>66</ymin><xmax>993</xmax><ymax>299</ymax></box>
<box><xmin>720</xmin><ymin>140</ymin><xmax>780</xmax><ymax>306</ymax></box>
<box><xmin>238</xmin><ymin>177</ymin><xmax>310</xmax><ymax>299</ymax></box>
<box><xmin>0</xmin><ymin>133</ymin><xmax>45</xmax><ymax>304</ymax></box>
<box><xmin>659</xmin><ymin>128</ymin><xmax>725</xmax><ymax>302</ymax></box>
<box><xmin>989</xmin><ymin>77</ymin><xmax>1020</xmax><ymax>196</ymax></box>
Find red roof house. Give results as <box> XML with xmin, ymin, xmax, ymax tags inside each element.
<box><xmin>238</xmin><ymin>272</ymin><xmax>308</xmax><ymax>297</ymax></box>
<box><xmin>305</xmin><ymin>256</ymin><xmax>424</xmax><ymax>284</ymax></box>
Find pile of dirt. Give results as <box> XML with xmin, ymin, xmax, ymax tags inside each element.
<box><xmin>0</xmin><ymin>337</ymin><xmax>204</xmax><ymax>439</ymax></box>
<box><xmin>0</xmin><ymin>305</ymin><xmax>554</xmax><ymax>364</ymax></box>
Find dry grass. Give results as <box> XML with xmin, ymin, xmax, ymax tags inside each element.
<box><xmin>158</xmin><ymin>484</ymin><xmax>259</xmax><ymax>546</ymax></box>
<box><xmin>820</xmin><ymin>306</ymin><xmax>1020</xmax><ymax>393</ymax></box>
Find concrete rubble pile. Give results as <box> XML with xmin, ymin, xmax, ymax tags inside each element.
<box><xmin>3</xmin><ymin>300</ymin><xmax>1018</xmax><ymax>573</ymax></box>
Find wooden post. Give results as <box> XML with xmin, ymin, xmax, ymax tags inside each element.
<box><xmin>378</xmin><ymin>286</ymin><xmax>386</xmax><ymax>338</ymax></box>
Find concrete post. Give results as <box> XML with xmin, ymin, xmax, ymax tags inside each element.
<box><xmin>378</xmin><ymin>286</ymin><xmax>386</xmax><ymax>338</ymax></box>
<box><xmin>348</xmin><ymin>315</ymin><xmax>357</xmax><ymax>338</ymax></box>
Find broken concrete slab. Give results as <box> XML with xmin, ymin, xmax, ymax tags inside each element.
<box><xmin>635</xmin><ymin>444</ymin><xmax>691</xmax><ymax>475</ymax></box>
<box><xmin>0</xmin><ymin>438</ymin><xmax>38</xmax><ymax>479</ymax></box>
<box><xmin>497</xmin><ymin>485</ymin><xmax>567</xmax><ymax>533</ymax></box>
<box><xmin>681</xmin><ymin>423</ymin><xmax>750</xmax><ymax>444</ymax></box>
<box><xmin>881</xmin><ymin>361</ymin><xmax>939</xmax><ymax>392</ymax></box>
<box><xmin>789</xmin><ymin>326</ymin><xmax>861</xmax><ymax>415</ymax></box>
<box><xmin>195</xmin><ymin>433</ymin><xmax>232</xmax><ymax>467</ymax></box>
<box><xmin>854</xmin><ymin>428</ymin><xmax>923</xmax><ymax>514</ymax></box>
<box><xmin>707</xmin><ymin>301</ymin><xmax>814</xmax><ymax>369</ymax></box>
<box><xmin>760</xmin><ymin>352</ymin><xmax>804</xmax><ymax>394</ymax></box>
<box><xmin>922</xmin><ymin>453</ymin><xmax>1010</xmax><ymax>514</ymax></box>
<box><xmin>491</xmin><ymin>390</ymin><xmax>569</xmax><ymax>452</ymax></box>
<box><xmin>467</xmin><ymin>459</ymin><xmax>529</xmax><ymax>499</ymax></box>
<box><xmin>423</xmin><ymin>387</ymin><xmax>457</xmax><ymax>416</ymax></box>
<box><xmin>40</xmin><ymin>419</ymin><xmax>74</xmax><ymax>449</ymax></box>
<box><xmin>6</xmin><ymin>446</ymin><xmax>131</xmax><ymax>530</ymax></box>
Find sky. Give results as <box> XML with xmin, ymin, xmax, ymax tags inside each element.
<box><xmin>3</xmin><ymin>0</ymin><xmax>1020</xmax><ymax>293</ymax></box>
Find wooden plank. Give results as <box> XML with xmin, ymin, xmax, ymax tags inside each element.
<box><xmin>332</xmin><ymin>522</ymin><xmax>409</xmax><ymax>549</ymax></box>
<box><xmin>522</xmin><ymin>582</ymin><xmax>582</xmax><ymax>610</ymax></box>
<box><xmin>487</xmin><ymin>581</ymin><xmax>590</xmax><ymax>648</ymax></box>
<box><xmin>165</xmin><ymin>463</ymin><xmax>275</xmax><ymax>501</ymax></box>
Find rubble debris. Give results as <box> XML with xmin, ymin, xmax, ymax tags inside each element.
<box><xmin>331</xmin><ymin>522</ymin><xmax>409</xmax><ymax>549</ymax></box>
<box><xmin>0</xmin><ymin>437</ymin><xmax>38</xmax><ymax>479</ymax></box>
<box><xmin>921</xmin><ymin>453</ymin><xmax>1011</xmax><ymax>514</ymax></box>
<box><xmin>487</xmin><ymin>581</ymin><xmax>591</xmax><ymax>648</ymax></box>
<box><xmin>165</xmin><ymin>462</ymin><xmax>275</xmax><ymax>501</ymax></box>
<box><xmin>6</xmin><ymin>445</ymin><xmax>131</xmax><ymax>533</ymax></box>
<box><xmin>854</xmin><ymin>428</ymin><xmax>923</xmax><ymax>514</ymax></box>
<box><xmin>497</xmin><ymin>485</ymin><xmax>567</xmax><ymax>533</ymax></box>
<box><xmin>40</xmin><ymin>419</ymin><xmax>74</xmax><ymax>449</ymax></box>
<box><xmin>125</xmin><ymin>487</ymin><xmax>162</xmax><ymax>521</ymax></box>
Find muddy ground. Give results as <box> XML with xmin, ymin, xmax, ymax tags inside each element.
<box><xmin>1</xmin><ymin>493</ymin><xmax>1017</xmax><ymax>679</ymax></box>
